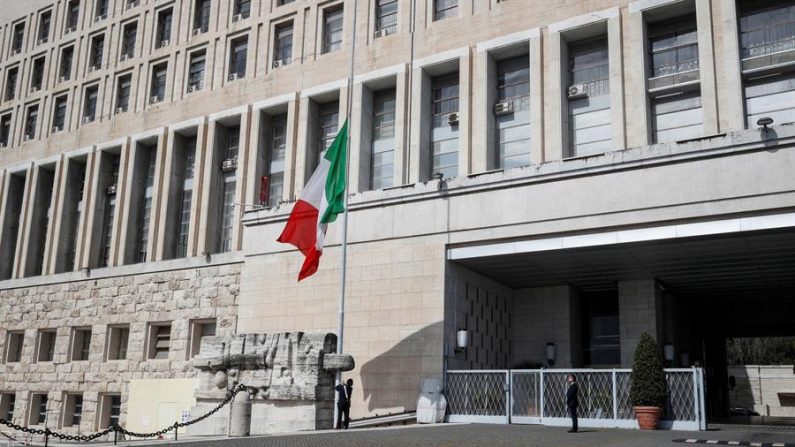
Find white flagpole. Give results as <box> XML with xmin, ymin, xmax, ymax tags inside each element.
<box><xmin>334</xmin><ymin>0</ymin><xmax>359</xmax><ymax>429</ymax></box>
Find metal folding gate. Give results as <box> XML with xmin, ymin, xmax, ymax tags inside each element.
<box><xmin>446</xmin><ymin>368</ymin><xmax>706</xmax><ymax>430</ymax></box>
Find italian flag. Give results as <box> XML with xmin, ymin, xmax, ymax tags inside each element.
<box><xmin>277</xmin><ymin>120</ymin><xmax>348</xmax><ymax>281</ymax></box>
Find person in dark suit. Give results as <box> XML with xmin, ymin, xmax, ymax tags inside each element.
<box><xmin>335</xmin><ymin>378</ymin><xmax>353</xmax><ymax>429</ymax></box>
<box><xmin>566</xmin><ymin>374</ymin><xmax>579</xmax><ymax>433</ymax></box>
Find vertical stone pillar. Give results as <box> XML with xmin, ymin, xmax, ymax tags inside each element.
<box><xmin>458</xmin><ymin>49</ymin><xmax>473</xmax><ymax>176</ymax></box>
<box><xmin>232</xmin><ymin>105</ymin><xmax>253</xmax><ymax>251</ymax></box>
<box><xmin>408</xmin><ymin>67</ymin><xmax>430</xmax><ymax>183</ymax></box>
<box><xmin>228</xmin><ymin>392</ymin><xmax>251</xmax><ymax>437</ymax></box>
<box><xmin>607</xmin><ymin>12</ymin><xmax>626</xmax><ymax>151</ymax></box>
<box><xmin>392</xmin><ymin>66</ymin><xmax>409</xmax><ymax>185</ymax></box>
<box><xmin>618</xmin><ymin>279</ymin><xmax>664</xmax><ymax>367</ymax></box>
<box><xmin>624</xmin><ymin>8</ymin><xmax>650</xmax><ymax>148</ymax></box>
<box><xmin>188</xmin><ymin>117</ymin><xmax>209</xmax><ymax>257</ymax></box>
<box><xmin>471</xmin><ymin>49</ymin><xmax>492</xmax><ymax>173</ymax></box>
<box><xmin>349</xmin><ymin>81</ymin><xmax>367</xmax><ymax>193</ymax></box>
<box><xmin>11</xmin><ymin>163</ymin><xmax>34</xmax><ymax>279</ymax></box>
<box><xmin>544</xmin><ymin>29</ymin><xmax>565</xmax><ymax>162</ymax></box>
<box><xmin>293</xmin><ymin>96</ymin><xmax>313</xmax><ymax>197</ymax></box>
<box><xmin>282</xmin><ymin>95</ymin><xmax>300</xmax><ymax>201</ymax></box>
<box><xmin>696</xmin><ymin>0</ymin><xmax>719</xmax><ymax>136</ymax></box>
<box><xmin>76</xmin><ymin>149</ymin><xmax>98</xmax><ymax>270</ymax></box>
<box><xmin>529</xmin><ymin>34</ymin><xmax>545</xmax><ymax>166</ymax></box>
<box><xmin>712</xmin><ymin>0</ymin><xmax>745</xmax><ymax>132</ymax></box>
<box><xmin>146</xmin><ymin>127</ymin><xmax>169</xmax><ymax>260</ymax></box>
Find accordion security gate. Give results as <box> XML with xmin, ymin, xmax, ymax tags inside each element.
<box><xmin>446</xmin><ymin>368</ymin><xmax>706</xmax><ymax>430</ymax></box>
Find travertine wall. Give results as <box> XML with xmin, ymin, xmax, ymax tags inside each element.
<box><xmin>0</xmin><ymin>262</ymin><xmax>240</xmax><ymax>433</ymax></box>
<box><xmin>512</xmin><ymin>286</ymin><xmax>581</xmax><ymax>368</ymax></box>
<box><xmin>728</xmin><ymin>365</ymin><xmax>795</xmax><ymax>417</ymax></box>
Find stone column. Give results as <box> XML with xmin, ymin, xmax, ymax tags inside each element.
<box><xmin>349</xmin><ymin>81</ymin><xmax>368</xmax><ymax>193</ymax></box>
<box><xmin>712</xmin><ymin>0</ymin><xmax>745</xmax><ymax>132</ymax></box>
<box><xmin>471</xmin><ymin>49</ymin><xmax>492</xmax><ymax>173</ymax></box>
<box><xmin>607</xmin><ymin>12</ymin><xmax>626</xmax><ymax>151</ymax></box>
<box><xmin>76</xmin><ymin>149</ymin><xmax>97</xmax><ymax>270</ymax></box>
<box><xmin>624</xmin><ymin>8</ymin><xmax>650</xmax><ymax>148</ymax></box>
<box><xmin>41</xmin><ymin>156</ymin><xmax>65</xmax><ymax>275</ymax></box>
<box><xmin>11</xmin><ymin>163</ymin><xmax>34</xmax><ymax>279</ymax></box>
<box><xmin>146</xmin><ymin>128</ymin><xmax>169</xmax><ymax>260</ymax></box>
<box><xmin>458</xmin><ymin>49</ymin><xmax>473</xmax><ymax>176</ymax></box>
<box><xmin>232</xmin><ymin>105</ymin><xmax>253</xmax><ymax>251</ymax></box>
<box><xmin>529</xmin><ymin>34</ymin><xmax>544</xmax><ymax>165</ymax></box>
<box><xmin>618</xmin><ymin>279</ymin><xmax>664</xmax><ymax>367</ymax></box>
<box><xmin>282</xmin><ymin>95</ymin><xmax>300</xmax><ymax>201</ymax></box>
<box><xmin>696</xmin><ymin>0</ymin><xmax>719</xmax><ymax>136</ymax></box>
<box><xmin>392</xmin><ymin>66</ymin><xmax>409</xmax><ymax>185</ymax></box>
<box><xmin>544</xmin><ymin>29</ymin><xmax>565</xmax><ymax>162</ymax></box>
<box><xmin>408</xmin><ymin>67</ymin><xmax>431</xmax><ymax>183</ymax></box>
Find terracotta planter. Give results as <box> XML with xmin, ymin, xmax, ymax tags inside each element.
<box><xmin>633</xmin><ymin>406</ymin><xmax>663</xmax><ymax>430</ymax></box>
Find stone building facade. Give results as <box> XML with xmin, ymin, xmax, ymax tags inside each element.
<box><xmin>1</xmin><ymin>0</ymin><xmax>795</xmax><ymax>431</ymax></box>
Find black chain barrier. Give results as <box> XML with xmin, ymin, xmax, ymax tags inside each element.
<box><xmin>0</xmin><ymin>383</ymin><xmax>247</xmax><ymax>446</ymax></box>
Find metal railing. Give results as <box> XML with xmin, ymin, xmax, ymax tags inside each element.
<box><xmin>446</xmin><ymin>368</ymin><xmax>706</xmax><ymax>430</ymax></box>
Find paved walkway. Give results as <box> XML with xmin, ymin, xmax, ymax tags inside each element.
<box><xmin>34</xmin><ymin>423</ymin><xmax>793</xmax><ymax>447</ymax></box>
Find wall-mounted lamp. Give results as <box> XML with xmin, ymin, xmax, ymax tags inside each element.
<box><xmin>455</xmin><ymin>329</ymin><xmax>469</xmax><ymax>353</ymax></box>
<box><xmin>545</xmin><ymin>342</ymin><xmax>556</xmax><ymax>366</ymax></box>
<box><xmin>664</xmin><ymin>343</ymin><xmax>675</xmax><ymax>362</ymax></box>
<box><xmin>433</xmin><ymin>172</ymin><xmax>446</xmax><ymax>191</ymax></box>
<box><xmin>83</xmin><ymin>267</ymin><xmax>91</xmax><ymax>277</ymax></box>
<box><xmin>202</xmin><ymin>251</ymin><xmax>212</xmax><ymax>262</ymax></box>
<box><xmin>757</xmin><ymin>116</ymin><xmax>774</xmax><ymax>135</ymax></box>
<box><xmin>680</xmin><ymin>352</ymin><xmax>690</xmax><ymax>367</ymax></box>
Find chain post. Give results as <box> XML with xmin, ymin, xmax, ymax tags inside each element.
<box><xmin>174</xmin><ymin>422</ymin><xmax>178</xmax><ymax>440</ymax></box>
<box><xmin>44</xmin><ymin>428</ymin><xmax>50</xmax><ymax>447</ymax></box>
<box><xmin>114</xmin><ymin>425</ymin><xmax>118</xmax><ymax>445</ymax></box>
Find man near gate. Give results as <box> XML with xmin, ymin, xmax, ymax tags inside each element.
<box><xmin>566</xmin><ymin>374</ymin><xmax>579</xmax><ymax>433</ymax></box>
<box><xmin>335</xmin><ymin>378</ymin><xmax>353</xmax><ymax>429</ymax></box>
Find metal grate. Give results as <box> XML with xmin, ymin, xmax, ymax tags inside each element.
<box><xmin>447</xmin><ymin>372</ymin><xmax>507</xmax><ymax>416</ymax></box>
<box><xmin>511</xmin><ymin>371</ymin><xmax>540</xmax><ymax>417</ymax></box>
<box><xmin>664</xmin><ymin>371</ymin><xmax>696</xmax><ymax>421</ymax></box>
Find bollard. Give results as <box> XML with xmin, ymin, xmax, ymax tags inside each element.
<box><xmin>44</xmin><ymin>428</ymin><xmax>49</xmax><ymax>447</ymax></box>
<box><xmin>114</xmin><ymin>426</ymin><xmax>118</xmax><ymax>445</ymax></box>
<box><xmin>174</xmin><ymin>422</ymin><xmax>178</xmax><ymax>441</ymax></box>
<box><xmin>228</xmin><ymin>391</ymin><xmax>251</xmax><ymax>437</ymax></box>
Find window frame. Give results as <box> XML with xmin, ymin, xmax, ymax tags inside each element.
<box><xmin>322</xmin><ymin>6</ymin><xmax>344</xmax><ymax>54</ymax></box>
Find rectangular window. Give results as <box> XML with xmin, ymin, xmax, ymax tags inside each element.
<box><xmin>151</xmin><ymin>63</ymin><xmax>167</xmax><ymax>102</ymax></box>
<box><xmin>66</xmin><ymin>1</ymin><xmax>80</xmax><ymax>30</ymax></box>
<box><xmin>25</xmin><ymin>166</ymin><xmax>55</xmax><ymax>277</ymax></box>
<box><xmin>188</xmin><ymin>52</ymin><xmax>206</xmax><ymax>91</ymax></box>
<box><xmin>70</xmin><ymin>328</ymin><xmax>92</xmax><ymax>361</ymax></box>
<box><xmin>147</xmin><ymin>323</ymin><xmax>171</xmax><ymax>359</ymax></box>
<box><xmin>0</xmin><ymin>114</ymin><xmax>11</xmax><ymax>146</ymax></box>
<box><xmin>651</xmin><ymin>89</ymin><xmax>703</xmax><ymax>144</ymax></box>
<box><xmin>28</xmin><ymin>394</ymin><xmax>48</xmax><ymax>425</ymax></box>
<box><xmin>11</xmin><ymin>23</ymin><xmax>24</xmax><ymax>53</ymax></box>
<box><xmin>60</xmin><ymin>46</ymin><xmax>74</xmax><ymax>80</ymax></box>
<box><xmin>495</xmin><ymin>55</ymin><xmax>531</xmax><ymax>169</ymax></box>
<box><xmin>121</xmin><ymin>22</ymin><xmax>137</xmax><ymax>59</ymax></box>
<box><xmin>96</xmin><ymin>0</ymin><xmax>109</xmax><ymax>19</ymax></box>
<box><xmin>234</xmin><ymin>0</ymin><xmax>251</xmax><ymax>18</ymax></box>
<box><xmin>175</xmin><ymin>138</ymin><xmax>196</xmax><ymax>257</ymax></box>
<box><xmin>317</xmin><ymin>101</ymin><xmax>339</xmax><ymax>165</ymax></box>
<box><xmin>188</xmin><ymin>319</ymin><xmax>216</xmax><ymax>358</ymax></box>
<box><xmin>36</xmin><ymin>330</ymin><xmax>56</xmax><ymax>362</ymax></box>
<box><xmin>278</xmin><ymin>0</ymin><xmax>295</xmax><ymax>5</ymax></box>
<box><xmin>371</xmin><ymin>89</ymin><xmax>396</xmax><ymax>190</ymax></box>
<box><xmin>58</xmin><ymin>159</ymin><xmax>86</xmax><ymax>273</ymax></box>
<box><xmin>135</xmin><ymin>146</ymin><xmax>157</xmax><ymax>263</ymax></box>
<box><xmin>0</xmin><ymin>393</ymin><xmax>15</xmax><ymax>421</ymax></box>
<box><xmin>581</xmin><ymin>290</ymin><xmax>620</xmax><ymax>366</ymax></box>
<box><xmin>38</xmin><ymin>11</ymin><xmax>52</xmax><ymax>43</ymax></box>
<box><xmin>322</xmin><ymin>7</ymin><xmax>344</xmax><ymax>53</ymax></box>
<box><xmin>567</xmin><ymin>37</ymin><xmax>611</xmax><ymax>157</ymax></box>
<box><xmin>105</xmin><ymin>325</ymin><xmax>129</xmax><ymax>360</ymax></box>
<box><xmin>116</xmin><ymin>75</ymin><xmax>132</xmax><ymax>112</ymax></box>
<box><xmin>648</xmin><ymin>17</ymin><xmax>699</xmax><ymax>80</ymax></box>
<box><xmin>740</xmin><ymin>2</ymin><xmax>795</xmax><ymax>128</ymax></box>
<box><xmin>0</xmin><ymin>174</ymin><xmax>26</xmax><ymax>279</ymax></box>
<box><xmin>434</xmin><ymin>0</ymin><xmax>457</xmax><ymax>21</ymax></box>
<box><xmin>98</xmin><ymin>394</ymin><xmax>120</xmax><ymax>429</ymax></box>
<box><xmin>31</xmin><ymin>57</ymin><xmax>45</xmax><ymax>91</ymax></box>
<box><xmin>5</xmin><ymin>68</ymin><xmax>19</xmax><ymax>101</ymax></box>
<box><xmin>62</xmin><ymin>394</ymin><xmax>83</xmax><ymax>428</ymax></box>
<box><xmin>194</xmin><ymin>0</ymin><xmax>211</xmax><ymax>32</ymax></box>
<box><xmin>274</xmin><ymin>23</ymin><xmax>293</xmax><ymax>65</ymax></box>
<box><xmin>229</xmin><ymin>37</ymin><xmax>248</xmax><ymax>78</ymax></box>
<box><xmin>264</xmin><ymin>114</ymin><xmax>287</xmax><ymax>207</ymax></box>
<box><xmin>4</xmin><ymin>332</ymin><xmax>24</xmax><ymax>363</ymax></box>
<box><xmin>52</xmin><ymin>96</ymin><xmax>68</xmax><ymax>131</ymax></box>
<box><xmin>90</xmin><ymin>35</ymin><xmax>104</xmax><ymax>69</ymax></box>
<box><xmin>25</xmin><ymin>105</ymin><xmax>39</xmax><ymax>139</ymax></box>
<box><xmin>375</xmin><ymin>0</ymin><xmax>398</xmax><ymax>35</ymax></box>
<box><xmin>430</xmin><ymin>73</ymin><xmax>459</xmax><ymax>179</ymax></box>
<box><xmin>157</xmin><ymin>9</ymin><xmax>173</xmax><ymax>47</ymax></box>
<box><xmin>98</xmin><ymin>153</ymin><xmax>120</xmax><ymax>268</ymax></box>
<box><xmin>83</xmin><ymin>85</ymin><xmax>99</xmax><ymax>123</ymax></box>
<box><xmin>219</xmin><ymin>126</ymin><xmax>239</xmax><ymax>253</ymax></box>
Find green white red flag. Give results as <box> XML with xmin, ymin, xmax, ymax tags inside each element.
<box><xmin>277</xmin><ymin>120</ymin><xmax>348</xmax><ymax>281</ymax></box>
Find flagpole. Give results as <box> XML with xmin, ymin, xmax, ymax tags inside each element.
<box><xmin>335</xmin><ymin>0</ymin><xmax>359</xmax><ymax>429</ymax></box>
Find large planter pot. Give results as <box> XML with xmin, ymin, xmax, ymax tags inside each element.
<box><xmin>634</xmin><ymin>406</ymin><xmax>663</xmax><ymax>430</ymax></box>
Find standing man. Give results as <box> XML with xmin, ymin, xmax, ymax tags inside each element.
<box><xmin>566</xmin><ymin>374</ymin><xmax>579</xmax><ymax>433</ymax></box>
<box><xmin>335</xmin><ymin>378</ymin><xmax>353</xmax><ymax>429</ymax></box>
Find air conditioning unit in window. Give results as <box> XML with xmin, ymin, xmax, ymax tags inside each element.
<box><xmin>95</xmin><ymin>13</ymin><xmax>107</xmax><ymax>23</ymax></box>
<box><xmin>272</xmin><ymin>59</ymin><xmax>285</xmax><ymax>68</ymax></box>
<box><xmin>120</xmin><ymin>53</ymin><xmax>130</xmax><ymax>62</ymax></box>
<box><xmin>567</xmin><ymin>83</ymin><xmax>587</xmax><ymax>99</ymax></box>
<box><xmin>228</xmin><ymin>73</ymin><xmax>240</xmax><ymax>81</ymax></box>
<box><xmin>106</xmin><ymin>184</ymin><xmax>117</xmax><ymax>195</ymax></box>
<box><xmin>159</xmin><ymin>39</ymin><xmax>170</xmax><ymax>48</ymax></box>
<box><xmin>58</xmin><ymin>75</ymin><xmax>68</xmax><ymax>83</ymax></box>
<box><xmin>115</xmin><ymin>106</ymin><xmax>127</xmax><ymax>114</ymax></box>
<box><xmin>150</xmin><ymin>95</ymin><xmax>162</xmax><ymax>104</ymax></box>
<box><xmin>88</xmin><ymin>65</ymin><xmax>99</xmax><ymax>73</ymax></box>
<box><xmin>232</xmin><ymin>13</ymin><xmax>243</xmax><ymax>22</ymax></box>
<box><xmin>494</xmin><ymin>100</ymin><xmax>513</xmax><ymax>116</ymax></box>
<box><xmin>374</xmin><ymin>29</ymin><xmax>389</xmax><ymax>38</ymax></box>
<box><xmin>65</xmin><ymin>26</ymin><xmax>76</xmax><ymax>34</ymax></box>
<box><xmin>82</xmin><ymin>116</ymin><xmax>94</xmax><ymax>124</ymax></box>
<box><xmin>447</xmin><ymin>112</ymin><xmax>460</xmax><ymax>126</ymax></box>
<box><xmin>51</xmin><ymin>125</ymin><xmax>62</xmax><ymax>133</ymax></box>
<box><xmin>31</xmin><ymin>86</ymin><xmax>41</xmax><ymax>93</ymax></box>
<box><xmin>127</xmin><ymin>0</ymin><xmax>139</xmax><ymax>9</ymax></box>
<box><xmin>23</xmin><ymin>134</ymin><xmax>33</xmax><ymax>142</ymax></box>
<box><xmin>10</xmin><ymin>48</ymin><xmax>20</xmax><ymax>56</ymax></box>
<box><xmin>37</xmin><ymin>38</ymin><xmax>48</xmax><ymax>46</ymax></box>
<box><xmin>187</xmin><ymin>85</ymin><xmax>197</xmax><ymax>93</ymax></box>
<box><xmin>221</xmin><ymin>158</ymin><xmax>237</xmax><ymax>172</ymax></box>
<box><xmin>192</xmin><ymin>28</ymin><xmax>202</xmax><ymax>36</ymax></box>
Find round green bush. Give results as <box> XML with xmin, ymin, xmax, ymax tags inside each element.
<box><xmin>629</xmin><ymin>333</ymin><xmax>667</xmax><ymax>408</ymax></box>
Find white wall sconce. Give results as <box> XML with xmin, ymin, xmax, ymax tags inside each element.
<box><xmin>456</xmin><ymin>329</ymin><xmax>469</xmax><ymax>353</ymax></box>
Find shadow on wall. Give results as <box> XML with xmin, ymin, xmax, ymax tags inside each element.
<box><xmin>358</xmin><ymin>321</ymin><xmax>444</xmax><ymax>413</ymax></box>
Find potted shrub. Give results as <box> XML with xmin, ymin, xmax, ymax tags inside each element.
<box><xmin>630</xmin><ymin>333</ymin><xmax>668</xmax><ymax>429</ymax></box>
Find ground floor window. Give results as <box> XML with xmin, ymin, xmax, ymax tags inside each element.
<box><xmin>581</xmin><ymin>290</ymin><xmax>620</xmax><ymax>366</ymax></box>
